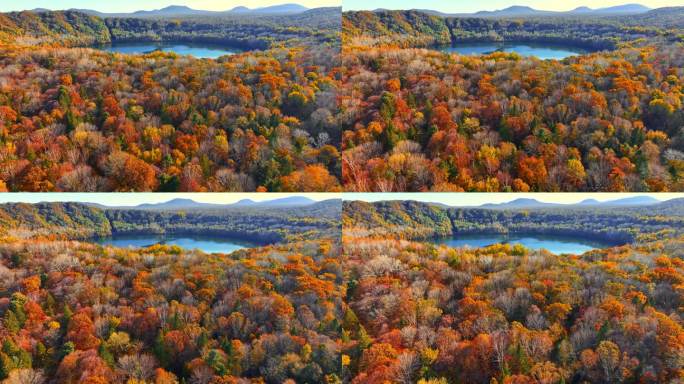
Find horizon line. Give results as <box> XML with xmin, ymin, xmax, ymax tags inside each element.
<box><xmin>0</xmin><ymin>193</ymin><xmax>680</xmax><ymax>207</ymax></box>
<box><xmin>0</xmin><ymin>2</ymin><xmax>337</xmax><ymax>14</ymax></box>
<box><xmin>344</xmin><ymin>193</ymin><xmax>682</xmax><ymax>206</ymax></box>
<box><xmin>0</xmin><ymin>193</ymin><xmax>342</xmax><ymax>206</ymax></box>
<box><xmin>341</xmin><ymin>1</ymin><xmax>681</xmax><ymax>14</ymax></box>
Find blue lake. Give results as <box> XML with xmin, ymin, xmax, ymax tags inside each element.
<box><xmin>432</xmin><ymin>233</ymin><xmax>617</xmax><ymax>254</ymax></box>
<box><xmin>96</xmin><ymin>234</ymin><xmax>258</xmax><ymax>253</ymax></box>
<box><xmin>439</xmin><ymin>42</ymin><xmax>590</xmax><ymax>60</ymax></box>
<box><xmin>100</xmin><ymin>42</ymin><xmax>242</xmax><ymax>58</ymax></box>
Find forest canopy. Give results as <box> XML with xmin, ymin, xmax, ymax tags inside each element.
<box><xmin>343</xmin><ymin>198</ymin><xmax>684</xmax><ymax>242</ymax></box>
<box><xmin>0</xmin><ymin>9</ymin><xmax>342</xmax><ymax>192</ymax></box>
<box><xmin>340</xmin><ymin>8</ymin><xmax>684</xmax><ymax>192</ymax></box>
<box><xmin>0</xmin><ymin>196</ymin><xmax>345</xmax><ymax>383</ymax></box>
<box><xmin>1</xmin><ymin>196</ymin><xmax>684</xmax><ymax>383</ymax></box>
<box><xmin>341</xmin><ymin>198</ymin><xmax>684</xmax><ymax>383</ymax></box>
<box><xmin>0</xmin><ymin>199</ymin><xmax>341</xmax><ymax>243</ymax></box>
<box><xmin>0</xmin><ymin>8</ymin><xmax>341</xmax><ymax>48</ymax></box>
<box><xmin>342</xmin><ymin>8</ymin><xmax>684</xmax><ymax>49</ymax></box>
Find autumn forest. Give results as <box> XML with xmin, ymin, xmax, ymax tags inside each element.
<box><xmin>1</xmin><ymin>0</ymin><xmax>684</xmax><ymax>383</ymax></box>
<box><xmin>0</xmin><ymin>3</ymin><xmax>683</xmax><ymax>191</ymax></box>
<box><xmin>0</xmin><ymin>8</ymin><xmax>342</xmax><ymax>192</ymax></box>
<box><xmin>341</xmin><ymin>197</ymin><xmax>684</xmax><ymax>383</ymax></box>
<box><xmin>341</xmin><ymin>8</ymin><xmax>684</xmax><ymax>191</ymax></box>
<box><xmin>0</xmin><ymin>197</ymin><xmax>345</xmax><ymax>383</ymax></box>
<box><xmin>0</xmin><ymin>195</ymin><xmax>683</xmax><ymax>383</ymax></box>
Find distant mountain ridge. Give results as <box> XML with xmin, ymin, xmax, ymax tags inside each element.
<box><xmin>408</xmin><ymin>3</ymin><xmax>651</xmax><ymax>17</ymax></box>
<box><xmin>128</xmin><ymin>196</ymin><xmax>317</xmax><ymax>210</ymax></box>
<box><xmin>480</xmin><ymin>198</ymin><xmax>560</xmax><ymax>209</ymax></box>
<box><xmin>478</xmin><ymin>196</ymin><xmax>661</xmax><ymax>209</ymax></box>
<box><xmin>30</xmin><ymin>3</ymin><xmax>310</xmax><ymax>18</ymax></box>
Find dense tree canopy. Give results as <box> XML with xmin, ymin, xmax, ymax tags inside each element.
<box><xmin>0</xmin><ymin>9</ymin><xmax>342</xmax><ymax>192</ymax></box>
<box><xmin>343</xmin><ymin>199</ymin><xmax>684</xmax><ymax>242</ymax></box>
<box><xmin>343</xmin><ymin>9</ymin><xmax>684</xmax><ymax>49</ymax></box>
<box><xmin>340</xmin><ymin>8</ymin><xmax>684</xmax><ymax>192</ymax></box>
<box><xmin>0</xmin><ymin>199</ymin><xmax>344</xmax><ymax>383</ymax></box>
<box><xmin>1</xmin><ymin>197</ymin><xmax>683</xmax><ymax>383</ymax></box>
<box><xmin>341</xmin><ymin>198</ymin><xmax>684</xmax><ymax>383</ymax></box>
<box><xmin>0</xmin><ymin>199</ymin><xmax>341</xmax><ymax>243</ymax></box>
<box><xmin>0</xmin><ymin>11</ymin><xmax>111</xmax><ymax>46</ymax></box>
<box><xmin>0</xmin><ymin>8</ymin><xmax>340</xmax><ymax>49</ymax></box>
<box><xmin>0</xmin><ymin>237</ymin><xmax>344</xmax><ymax>383</ymax></box>
<box><xmin>0</xmin><ymin>45</ymin><xmax>341</xmax><ymax>191</ymax></box>
<box><xmin>340</xmin><ymin>45</ymin><xmax>684</xmax><ymax>191</ymax></box>
<box><xmin>342</xmin><ymin>235</ymin><xmax>684</xmax><ymax>384</ymax></box>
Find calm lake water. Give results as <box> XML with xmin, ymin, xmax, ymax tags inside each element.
<box><xmin>99</xmin><ymin>42</ymin><xmax>242</xmax><ymax>59</ymax></box>
<box><xmin>432</xmin><ymin>233</ymin><xmax>617</xmax><ymax>254</ymax></box>
<box><xmin>97</xmin><ymin>234</ymin><xmax>258</xmax><ymax>253</ymax></box>
<box><xmin>439</xmin><ymin>42</ymin><xmax>590</xmax><ymax>60</ymax></box>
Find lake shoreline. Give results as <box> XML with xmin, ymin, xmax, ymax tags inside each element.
<box><xmin>447</xmin><ymin>228</ymin><xmax>632</xmax><ymax>244</ymax></box>
<box><xmin>438</xmin><ymin>37</ymin><xmax>607</xmax><ymax>51</ymax></box>
<box><xmin>93</xmin><ymin>40</ymin><xmax>252</xmax><ymax>58</ymax></box>
<box><xmin>434</xmin><ymin>39</ymin><xmax>596</xmax><ymax>59</ymax></box>
<box><xmin>93</xmin><ymin>232</ymin><xmax>263</xmax><ymax>253</ymax></box>
<box><xmin>427</xmin><ymin>229</ymin><xmax>629</xmax><ymax>254</ymax></box>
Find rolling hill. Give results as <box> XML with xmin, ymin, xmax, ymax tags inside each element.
<box><xmin>479</xmin><ymin>196</ymin><xmax>661</xmax><ymax>209</ymax></box>
<box><xmin>114</xmin><ymin>196</ymin><xmax>318</xmax><ymax>210</ymax></box>
<box><xmin>408</xmin><ymin>3</ymin><xmax>651</xmax><ymax>17</ymax></box>
<box><xmin>32</xmin><ymin>3</ymin><xmax>311</xmax><ymax>18</ymax></box>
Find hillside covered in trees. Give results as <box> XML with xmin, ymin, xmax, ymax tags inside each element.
<box><xmin>341</xmin><ymin>9</ymin><xmax>684</xmax><ymax>192</ymax></box>
<box><xmin>343</xmin><ymin>8</ymin><xmax>684</xmax><ymax>49</ymax></box>
<box><xmin>0</xmin><ymin>199</ymin><xmax>341</xmax><ymax>243</ymax></box>
<box><xmin>0</xmin><ymin>8</ymin><xmax>340</xmax><ymax>48</ymax></box>
<box><xmin>343</xmin><ymin>198</ymin><xmax>684</xmax><ymax>243</ymax></box>
<box><xmin>0</xmin><ymin>9</ymin><xmax>342</xmax><ymax>192</ymax></box>
<box><xmin>341</xmin><ymin>198</ymin><xmax>684</xmax><ymax>383</ymax></box>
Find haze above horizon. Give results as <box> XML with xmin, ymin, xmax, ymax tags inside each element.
<box><xmin>0</xmin><ymin>193</ymin><xmax>341</xmax><ymax>206</ymax></box>
<box><xmin>0</xmin><ymin>0</ymin><xmax>338</xmax><ymax>13</ymax></box>
<box><xmin>349</xmin><ymin>193</ymin><xmax>680</xmax><ymax>206</ymax></box>
<box><xmin>343</xmin><ymin>0</ymin><xmax>681</xmax><ymax>12</ymax></box>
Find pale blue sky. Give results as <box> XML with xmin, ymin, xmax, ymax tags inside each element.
<box><xmin>343</xmin><ymin>0</ymin><xmax>682</xmax><ymax>12</ymax></box>
<box><xmin>346</xmin><ymin>193</ymin><xmax>682</xmax><ymax>206</ymax></box>
<box><xmin>1</xmin><ymin>0</ymin><xmax>339</xmax><ymax>13</ymax></box>
<box><xmin>0</xmin><ymin>193</ymin><xmax>341</xmax><ymax>206</ymax></box>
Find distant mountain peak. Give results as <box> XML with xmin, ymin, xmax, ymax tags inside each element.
<box><xmin>509</xmin><ymin>197</ymin><xmax>539</xmax><ymax>203</ymax></box>
<box><xmin>260</xmin><ymin>196</ymin><xmax>315</xmax><ymax>205</ymax></box>
<box><xmin>130</xmin><ymin>196</ymin><xmax>317</xmax><ymax>210</ymax></box>
<box><xmin>233</xmin><ymin>198</ymin><xmax>256</xmax><ymax>205</ymax></box>
<box><xmin>229</xmin><ymin>6</ymin><xmax>250</xmax><ymax>12</ymax></box>
<box><xmin>579</xmin><ymin>198</ymin><xmax>600</xmax><ymax>205</ymax></box>
<box><xmin>479</xmin><ymin>196</ymin><xmax>661</xmax><ymax>210</ymax></box>
<box><xmin>136</xmin><ymin>198</ymin><xmax>202</xmax><ymax>208</ymax></box>
<box><xmin>131</xmin><ymin>4</ymin><xmax>202</xmax><ymax>15</ymax></box>
<box><xmin>503</xmin><ymin>5</ymin><xmax>535</xmax><ymax>11</ymax></box>
<box><xmin>251</xmin><ymin>3</ymin><xmax>308</xmax><ymax>13</ymax></box>
<box><xmin>399</xmin><ymin>3</ymin><xmax>651</xmax><ymax>17</ymax></box>
<box><xmin>161</xmin><ymin>5</ymin><xmax>193</xmax><ymax>11</ymax></box>
<box><xmin>113</xmin><ymin>3</ymin><xmax>310</xmax><ymax>17</ymax></box>
<box><xmin>473</xmin><ymin>5</ymin><xmax>552</xmax><ymax>17</ymax></box>
<box><xmin>166</xmin><ymin>197</ymin><xmax>195</xmax><ymax>203</ymax></box>
<box><xmin>603</xmin><ymin>196</ymin><xmax>659</xmax><ymax>205</ymax></box>
<box><xmin>480</xmin><ymin>198</ymin><xmax>559</xmax><ymax>209</ymax></box>
<box><xmin>594</xmin><ymin>3</ymin><xmax>651</xmax><ymax>13</ymax></box>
